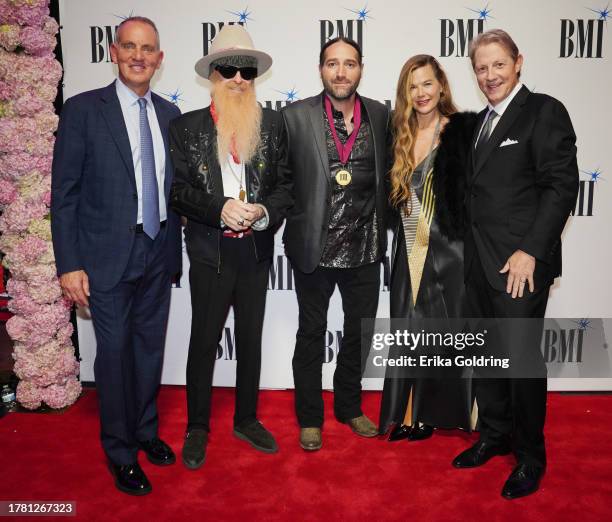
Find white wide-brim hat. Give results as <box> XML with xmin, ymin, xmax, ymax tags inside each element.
<box><xmin>194</xmin><ymin>25</ymin><xmax>273</xmax><ymax>79</ymax></box>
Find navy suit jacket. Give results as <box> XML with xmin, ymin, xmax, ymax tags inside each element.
<box><xmin>51</xmin><ymin>81</ymin><xmax>182</xmax><ymax>291</ymax></box>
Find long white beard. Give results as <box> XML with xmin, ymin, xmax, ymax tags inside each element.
<box><xmin>212</xmin><ymin>82</ymin><xmax>262</xmax><ymax>166</ymax></box>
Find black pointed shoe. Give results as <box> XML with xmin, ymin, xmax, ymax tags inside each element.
<box><xmin>502</xmin><ymin>463</ymin><xmax>544</xmax><ymax>500</ymax></box>
<box><xmin>407</xmin><ymin>424</ymin><xmax>434</xmax><ymax>441</ymax></box>
<box><xmin>452</xmin><ymin>440</ymin><xmax>511</xmax><ymax>468</ymax></box>
<box><xmin>387</xmin><ymin>424</ymin><xmax>412</xmax><ymax>442</ymax></box>
<box><xmin>138</xmin><ymin>437</ymin><xmax>176</xmax><ymax>466</ymax></box>
<box><xmin>108</xmin><ymin>462</ymin><xmax>152</xmax><ymax>496</ymax></box>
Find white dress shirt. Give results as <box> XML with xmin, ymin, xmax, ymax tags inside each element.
<box><xmin>221</xmin><ymin>154</ymin><xmax>244</xmax><ymax>200</ymax></box>
<box><xmin>475</xmin><ymin>81</ymin><xmax>524</xmax><ymax>147</ymax></box>
<box><xmin>220</xmin><ymin>153</ymin><xmax>269</xmax><ymax>230</ymax></box>
<box><xmin>115</xmin><ymin>78</ymin><xmax>167</xmax><ymax>223</ymax></box>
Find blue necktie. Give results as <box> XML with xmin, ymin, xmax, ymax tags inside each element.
<box><xmin>138</xmin><ymin>97</ymin><xmax>160</xmax><ymax>239</ymax></box>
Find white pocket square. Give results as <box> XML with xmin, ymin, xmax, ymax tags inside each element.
<box><xmin>500</xmin><ymin>138</ymin><xmax>518</xmax><ymax>147</ymax></box>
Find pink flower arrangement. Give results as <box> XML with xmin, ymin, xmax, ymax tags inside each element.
<box><xmin>0</xmin><ymin>152</ymin><xmax>52</xmax><ymax>179</ymax></box>
<box><xmin>0</xmin><ymin>197</ymin><xmax>48</xmax><ymax>234</ymax></box>
<box><xmin>27</xmin><ymin>217</ymin><xmax>52</xmax><ymax>240</ymax></box>
<box><xmin>0</xmin><ymin>23</ymin><xmax>20</xmax><ymax>51</ymax></box>
<box><xmin>0</xmin><ymin>79</ymin><xmax>14</xmax><ymax>99</ymax></box>
<box><xmin>13</xmin><ymin>340</ymin><xmax>79</xmax><ymax>387</ymax></box>
<box><xmin>0</xmin><ymin>50</ymin><xmax>63</xmax><ymax>87</ymax></box>
<box><xmin>0</xmin><ymin>0</ymin><xmax>81</xmax><ymax>410</ymax></box>
<box><xmin>0</xmin><ymin>1</ymin><xmax>48</xmax><ymax>27</ymax></box>
<box><xmin>18</xmin><ymin>170</ymin><xmax>49</xmax><ymax>201</ymax></box>
<box><xmin>41</xmin><ymin>376</ymin><xmax>81</xmax><ymax>409</ymax></box>
<box><xmin>8</xmin><ymin>261</ymin><xmax>55</xmax><ymax>282</ymax></box>
<box><xmin>0</xmin><ymin>177</ymin><xmax>17</xmax><ymax>204</ymax></box>
<box><xmin>15</xmin><ymin>379</ymin><xmax>42</xmax><ymax>409</ymax></box>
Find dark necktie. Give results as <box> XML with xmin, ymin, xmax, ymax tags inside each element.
<box><xmin>475</xmin><ymin>109</ymin><xmax>497</xmax><ymax>155</ymax></box>
<box><xmin>138</xmin><ymin>98</ymin><xmax>160</xmax><ymax>239</ymax></box>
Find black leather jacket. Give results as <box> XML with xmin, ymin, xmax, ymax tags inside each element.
<box><xmin>169</xmin><ymin>106</ymin><xmax>292</xmax><ymax>271</ymax></box>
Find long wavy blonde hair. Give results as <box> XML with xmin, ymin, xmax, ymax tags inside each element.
<box><xmin>389</xmin><ymin>55</ymin><xmax>457</xmax><ymax>209</ymax></box>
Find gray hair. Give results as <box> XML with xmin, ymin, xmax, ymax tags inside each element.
<box><xmin>116</xmin><ymin>16</ymin><xmax>160</xmax><ymax>49</ymax></box>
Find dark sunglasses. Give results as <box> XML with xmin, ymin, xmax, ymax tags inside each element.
<box><xmin>215</xmin><ymin>65</ymin><xmax>258</xmax><ymax>81</ymax></box>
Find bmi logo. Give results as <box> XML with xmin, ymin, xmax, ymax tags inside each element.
<box><xmin>90</xmin><ymin>24</ymin><xmax>118</xmax><ymax>63</ymax></box>
<box><xmin>320</xmin><ymin>4</ymin><xmax>372</xmax><ymax>50</ymax></box>
<box><xmin>324</xmin><ymin>330</ymin><xmax>344</xmax><ymax>364</ymax></box>
<box><xmin>160</xmin><ymin>89</ymin><xmax>185</xmax><ymax>107</ymax></box>
<box><xmin>217</xmin><ymin>326</ymin><xmax>237</xmax><ymax>360</ymax></box>
<box><xmin>560</xmin><ymin>6</ymin><xmax>609</xmax><ymax>58</ymax></box>
<box><xmin>268</xmin><ymin>254</ymin><xmax>294</xmax><ymax>291</ymax></box>
<box><xmin>263</xmin><ymin>87</ymin><xmax>299</xmax><ymax>112</ymax></box>
<box><xmin>90</xmin><ymin>12</ymin><xmax>134</xmax><ymax>63</ymax></box>
<box><xmin>440</xmin><ymin>4</ymin><xmax>491</xmax><ymax>57</ymax></box>
<box><xmin>202</xmin><ymin>6</ymin><xmax>253</xmax><ymax>56</ymax></box>
<box><xmin>572</xmin><ymin>167</ymin><xmax>602</xmax><ymax>217</ymax></box>
<box><xmin>542</xmin><ymin>319</ymin><xmax>591</xmax><ymax>363</ymax></box>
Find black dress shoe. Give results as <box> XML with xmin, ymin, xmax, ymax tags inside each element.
<box><xmin>407</xmin><ymin>424</ymin><xmax>434</xmax><ymax>441</ymax></box>
<box><xmin>387</xmin><ymin>424</ymin><xmax>412</xmax><ymax>442</ymax></box>
<box><xmin>138</xmin><ymin>437</ymin><xmax>176</xmax><ymax>466</ymax></box>
<box><xmin>452</xmin><ymin>440</ymin><xmax>511</xmax><ymax>468</ymax></box>
<box><xmin>108</xmin><ymin>462</ymin><xmax>152</xmax><ymax>496</ymax></box>
<box><xmin>502</xmin><ymin>463</ymin><xmax>544</xmax><ymax>499</ymax></box>
<box><xmin>182</xmin><ymin>429</ymin><xmax>208</xmax><ymax>470</ymax></box>
<box><xmin>234</xmin><ymin>420</ymin><xmax>278</xmax><ymax>453</ymax></box>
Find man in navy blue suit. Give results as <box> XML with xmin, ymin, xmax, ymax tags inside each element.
<box><xmin>51</xmin><ymin>17</ymin><xmax>181</xmax><ymax>496</ymax></box>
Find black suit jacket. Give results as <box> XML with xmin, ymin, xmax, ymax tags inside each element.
<box><xmin>465</xmin><ymin>85</ymin><xmax>579</xmax><ymax>292</ymax></box>
<box><xmin>280</xmin><ymin>93</ymin><xmax>391</xmax><ymax>274</ymax></box>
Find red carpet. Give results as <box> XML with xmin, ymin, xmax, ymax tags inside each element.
<box><xmin>1</xmin><ymin>387</ymin><xmax>611</xmax><ymax>521</ymax></box>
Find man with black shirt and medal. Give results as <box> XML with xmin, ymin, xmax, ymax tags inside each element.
<box><xmin>280</xmin><ymin>37</ymin><xmax>391</xmax><ymax>451</ymax></box>
<box><xmin>169</xmin><ymin>25</ymin><xmax>292</xmax><ymax>469</ymax></box>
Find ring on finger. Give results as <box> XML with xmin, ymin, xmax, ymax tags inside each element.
<box><xmin>237</xmin><ymin>219</ymin><xmax>245</xmax><ymax>226</ymax></box>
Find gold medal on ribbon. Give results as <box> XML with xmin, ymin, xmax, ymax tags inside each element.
<box><xmin>335</xmin><ymin>169</ymin><xmax>352</xmax><ymax>186</ymax></box>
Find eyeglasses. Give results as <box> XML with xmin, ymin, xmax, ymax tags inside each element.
<box><xmin>215</xmin><ymin>65</ymin><xmax>258</xmax><ymax>81</ymax></box>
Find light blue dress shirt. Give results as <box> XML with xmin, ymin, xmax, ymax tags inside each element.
<box><xmin>115</xmin><ymin>78</ymin><xmax>167</xmax><ymax>223</ymax></box>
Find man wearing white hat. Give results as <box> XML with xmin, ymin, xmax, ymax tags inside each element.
<box><xmin>169</xmin><ymin>25</ymin><xmax>291</xmax><ymax>469</ymax></box>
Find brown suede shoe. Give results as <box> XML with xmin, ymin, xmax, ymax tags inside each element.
<box><xmin>299</xmin><ymin>428</ymin><xmax>322</xmax><ymax>451</ymax></box>
<box><xmin>347</xmin><ymin>415</ymin><xmax>378</xmax><ymax>437</ymax></box>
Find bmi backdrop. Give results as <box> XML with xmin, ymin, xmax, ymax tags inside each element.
<box><xmin>57</xmin><ymin>0</ymin><xmax>612</xmax><ymax>391</ymax></box>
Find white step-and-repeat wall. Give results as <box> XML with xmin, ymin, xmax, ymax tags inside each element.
<box><xmin>58</xmin><ymin>0</ymin><xmax>612</xmax><ymax>391</ymax></box>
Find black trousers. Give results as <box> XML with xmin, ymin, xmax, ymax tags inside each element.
<box><xmin>90</xmin><ymin>226</ymin><xmax>171</xmax><ymax>465</ymax></box>
<box><xmin>292</xmin><ymin>262</ymin><xmax>380</xmax><ymax>428</ymax></box>
<box><xmin>186</xmin><ymin>236</ymin><xmax>270</xmax><ymax>431</ymax></box>
<box><xmin>466</xmin><ymin>250</ymin><xmax>549</xmax><ymax>468</ymax></box>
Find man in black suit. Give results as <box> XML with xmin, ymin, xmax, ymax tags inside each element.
<box><xmin>452</xmin><ymin>29</ymin><xmax>579</xmax><ymax>499</ymax></box>
<box><xmin>51</xmin><ymin>17</ymin><xmax>182</xmax><ymax>495</ymax></box>
<box><xmin>280</xmin><ymin>38</ymin><xmax>391</xmax><ymax>451</ymax></box>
